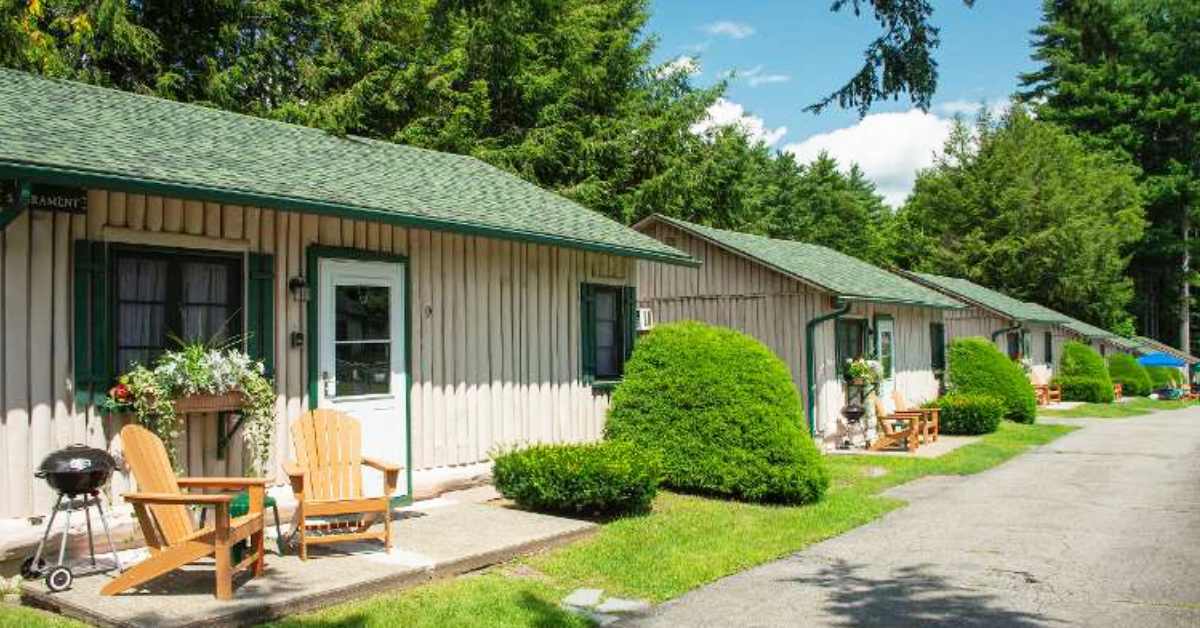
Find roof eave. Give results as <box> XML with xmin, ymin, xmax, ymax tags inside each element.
<box><xmin>840</xmin><ymin>294</ymin><xmax>964</xmax><ymax>310</ymax></box>
<box><xmin>1</xmin><ymin>160</ymin><xmax>700</xmax><ymax>267</ymax></box>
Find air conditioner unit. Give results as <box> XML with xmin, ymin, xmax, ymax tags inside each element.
<box><xmin>637</xmin><ymin>307</ymin><xmax>654</xmax><ymax>332</ymax></box>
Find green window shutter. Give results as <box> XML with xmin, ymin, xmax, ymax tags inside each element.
<box><xmin>580</xmin><ymin>284</ymin><xmax>596</xmax><ymax>384</ymax></box>
<box><xmin>1044</xmin><ymin>331</ymin><xmax>1053</xmax><ymax>364</ymax></box>
<box><xmin>246</xmin><ymin>253</ymin><xmax>275</xmax><ymax>377</ymax></box>
<box><xmin>73</xmin><ymin>240</ymin><xmax>110</xmax><ymax>405</ymax></box>
<box><xmin>622</xmin><ymin>286</ymin><xmax>637</xmax><ymax>366</ymax></box>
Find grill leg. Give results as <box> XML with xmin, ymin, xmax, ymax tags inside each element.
<box><xmin>57</xmin><ymin>498</ymin><xmax>74</xmax><ymax>568</ymax></box>
<box><xmin>30</xmin><ymin>493</ymin><xmax>65</xmax><ymax>568</ymax></box>
<box><xmin>84</xmin><ymin>501</ymin><xmax>96</xmax><ymax>567</ymax></box>
<box><xmin>94</xmin><ymin>495</ymin><xmax>123</xmax><ymax>573</ymax></box>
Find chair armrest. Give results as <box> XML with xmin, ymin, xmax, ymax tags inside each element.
<box><xmin>284</xmin><ymin>462</ymin><xmax>305</xmax><ymax>497</ymax></box>
<box><xmin>362</xmin><ymin>456</ymin><xmax>403</xmax><ymax>473</ymax></box>
<box><xmin>176</xmin><ymin>477</ymin><xmax>270</xmax><ymax>489</ymax></box>
<box><xmin>123</xmin><ymin>492</ymin><xmax>234</xmax><ymax>506</ymax></box>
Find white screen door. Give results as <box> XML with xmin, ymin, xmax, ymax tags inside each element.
<box><xmin>317</xmin><ymin>258</ymin><xmax>407</xmax><ymax>497</ymax></box>
<box><xmin>875</xmin><ymin>316</ymin><xmax>896</xmax><ymax>400</ymax></box>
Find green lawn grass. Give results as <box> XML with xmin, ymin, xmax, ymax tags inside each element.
<box><xmin>1039</xmin><ymin>397</ymin><xmax>1195</xmax><ymax>418</ymax></box>
<box><xmin>0</xmin><ymin>421</ymin><xmax>1073</xmax><ymax>628</ymax></box>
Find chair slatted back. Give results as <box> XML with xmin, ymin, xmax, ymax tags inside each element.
<box><xmin>120</xmin><ymin>424</ymin><xmax>195</xmax><ymax>545</ymax></box>
<box><xmin>873</xmin><ymin>398</ymin><xmax>893</xmax><ymax>434</ymax></box>
<box><xmin>292</xmin><ymin>410</ymin><xmax>363</xmax><ymax>500</ymax></box>
<box><xmin>892</xmin><ymin>390</ymin><xmax>910</xmax><ymax>412</ymax></box>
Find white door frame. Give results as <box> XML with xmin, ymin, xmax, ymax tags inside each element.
<box><xmin>307</xmin><ymin>249</ymin><xmax>412</xmax><ymax>502</ymax></box>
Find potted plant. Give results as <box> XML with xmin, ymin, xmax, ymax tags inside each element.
<box><xmin>99</xmin><ymin>340</ymin><xmax>275</xmax><ymax>472</ymax></box>
<box><xmin>844</xmin><ymin>358</ymin><xmax>883</xmax><ymax>392</ymax></box>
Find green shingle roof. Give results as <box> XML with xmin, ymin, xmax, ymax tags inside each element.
<box><xmin>0</xmin><ymin>68</ymin><xmax>694</xmax><ymax>265</ymax></box>
<box><xmin>903</xmin><ymin>273</ymin><xmax>1067</xmax><ymax>324</ymax></box>
<box><xmin>646</xmin><ymin>215</ymin><xmax>962</xmax><ymax>308</ymax></box>
<box><xmin>1134</xmin><ymin>336</ymin><xmax>1198</xmax><ymax>363</ymax></box>
<box><xmin>1021</xmin><ymin>302</ymin><xmax>1117</xmax><ymax>340</ymax></box>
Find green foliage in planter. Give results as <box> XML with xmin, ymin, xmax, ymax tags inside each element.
<box><xmin>1146</xmin><ymin>365</ymin><xmax>1183</xmax><ymax>389</ymax></box>
<box><xmin>1106</xmin><ymin>354</ymin><xmax>1152</xmax><ymax>397</ymax></box>
<box><xmin>605</xmin><ymin>321</ymin><xmax>829</xmax><ymax>505</ymax></box>
<box><xmin>1051</xmin><ymin>375</ymin><xmax>1114</xmax><ymax>403</ymax></box>
<box><xmin>931</xmin><ymin>393</ymin><xmax>1004</xmax><ymax>435</ymax></box>
<box><xmin>492</xmin><ymin>441</ymin><xmax>661</xmax><ymax>517</ymax></box>
<box><xmin>945</xmin><ymin>337</ymin><xmax>1037</xmax><ymax>423</ymax></box>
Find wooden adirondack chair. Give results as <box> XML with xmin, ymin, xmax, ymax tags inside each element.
<box><xmin>870</xmin><ymin>398</ymin><xmax>921</xmax><ymax>452</ymax></box>
<box><xmin>101</xmin><ymin>424</ymin><xmax>266</xmax><ymax>599</ymax></box>
<box><xmin>1031</xmin><ymin>372</ymin><xmax>1062</xmax><ymax>405</ymax></box>
<box><xmin>892</xmin><ymin>390</ymin><xmax>939</xmax><ymax>443</ymax></box>
<box><xmin>1113</xmin><ymin>383</ymin><xmax>1123</xmax><ymax>401</ymax></box>
<box><xmin>286</xmin><ymin>409</ymin><xmax>403</xmax><ymax>560</ymax></box>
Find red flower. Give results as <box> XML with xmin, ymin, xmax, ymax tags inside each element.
<box><xmin>110</xmin><ymin>383</ymin><xmax>132</xmax><ymax>403</ymax></box>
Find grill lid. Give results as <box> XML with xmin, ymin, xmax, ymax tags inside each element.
<box><xmin>36</xmin><ymin>444</ymin><xmax>117</xmax><ymax>477</ymax></box>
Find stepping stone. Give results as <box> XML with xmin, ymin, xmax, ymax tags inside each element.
<box><xmin>596</xmin><ymin>597</ymin><xmax>652</xmax><ymax>614</ymax></box>
<box><xmin>587</xmin><ymin>611</ymin><xmax>621</xmax><ymax>626</ymax></box>
<box><xmin>562</xmin><ymin>588</ymin><xmax>604</xmax><ymax>608</ymax></box>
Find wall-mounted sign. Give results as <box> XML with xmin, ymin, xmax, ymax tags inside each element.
<box><xmin>2</xmin><ymin>181</ymin><xmax>88</xmax><ymax>214</ymax></box>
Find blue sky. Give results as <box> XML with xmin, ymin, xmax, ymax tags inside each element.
<box><xmin>646</xmin><ymin>1</ymin><xmax>1045</xmax><ymax>205</ymax></box>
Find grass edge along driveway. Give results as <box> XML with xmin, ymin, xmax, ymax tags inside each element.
<box><xmin>1039</xmin><ymin>397</ymin><xmax>1195</xmax><ymax>419</ymax></box>
<box><xmin>1</xmin><ymin>422</ymin><xmax>1074</xmax><ymax>628</ymax></box>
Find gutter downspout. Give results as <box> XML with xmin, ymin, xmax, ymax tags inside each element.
<box><xmin>806</xmin><ymin>298</ymin><xmax>852</xmax><ymax>437</ymax></box>
<box><xmin>0</xmin><ymin>179</ymin><xmax>30</xmax><ymax>230</ymax></box>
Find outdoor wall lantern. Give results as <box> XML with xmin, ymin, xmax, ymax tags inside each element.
<box><xmin>288</xmin><ymin>276</ymin><xmax>310</xmax><ymax>302</ymax></box>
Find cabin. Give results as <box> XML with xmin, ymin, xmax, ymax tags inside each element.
<box><xmin>0</xmin><ymin>69</ymin><xmax>695</xmax><ymax>521</ymax></box>
<box><xmin>898</xmin><ymin>272</ymin><xmax>1074</xmax><ymax>382</ymax></box>
<box><xmin>633</xmin><ymin>215</ymin><xmax>963</xmax><ymax>449</ymax></box>
<box><xmin>1023</xmin><ymin>302</ymin><xmax>1135</xmax><ymax>359</ymax></box>
<box><xmin>1133</xmin><ymin>335</ymin><xmax>1198</xmax><ymax>384</ymax></box>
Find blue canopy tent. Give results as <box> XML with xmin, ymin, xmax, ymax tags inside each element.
<box><xmin>1138</xmin><ymin>352</ymin><xmax>1187</xmax><ymax>368</ymax></box>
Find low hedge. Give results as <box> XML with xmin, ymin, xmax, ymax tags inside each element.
<box><xmin>492</xmin><ymin>441</ymin><xmax>661</xmax><ymax>517</ymax></box>
<box><xmin>1052</xmin><ymin>375</ymin><xmax>1114</xmax><ymax>403</ymax></box>
<box><xmin>606</xmin><ymin>321</ymin><xmax>829</xmax><ymax>505</ymax></box>
<box><xmin>931</xmin><ymin>393</ymin><xmax>1004</xmax><ymax>435</ymax></box>
<box><xmin>1106</xmin><ymin>354</ymin><xmax>1152</xmax><ymax>397</ymax></box>
<box><xmin>945</xmin><ymin>337</ymin><xmax>1037</xmax><ymax>423</ymax></box>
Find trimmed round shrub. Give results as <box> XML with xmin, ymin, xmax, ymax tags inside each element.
<box><xmin>605</xmin><ymin>321</ymin><xmax>829</xmax><ymax>505</ymax></box>
<box><xmin>1059</xmin><ymin>341</ymin><xmax>1112</xmax><ymax>383</ymax></box>
<box><xmin>945</xmin><ymin>337</ymin><xmax>1037</xmax><ymax>423</ymax></box>
<box><xmin>1106</xmin><ymin>354</ymin><xmax>1152</xmax><ymax>397</ymax></box>
<box><xmin>492</xmin><ymin>441</ymin><xmax>661</xmax><ymax>517</ymax></box>
<box><xmin>932</xmin><ymin>393</ymin><xmax>1004</xmax><ymax>435</ymax></box>
<box><xmin>1052</xmin><ymin>375</ymin><xmax>1114</xmax><ymax>403</ymax></box>
<box><xmin>1147</xmin><ymin>365</ymin><xmax>1183</xmax><ymax>389</ymax></box>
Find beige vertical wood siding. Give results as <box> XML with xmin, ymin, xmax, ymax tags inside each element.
<box><xmin>636</xmin><ymin>222</ymin><xmax>944</xmax><ymax>448</ymax></box>
<box><xmin>0</xmin><ymin>189</ymin><xmax>628</xmax><ymax>519</ymax></box>
<box><xmin>943</xmin><ymin>308</ymin><xmax>1075</xmax><ymax>381</ymax></box>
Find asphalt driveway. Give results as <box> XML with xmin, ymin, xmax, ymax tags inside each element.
<box><xmin>632</xmin><ymin>407</ymin><xmax>1200</xmax><ymax>627</ymax></box>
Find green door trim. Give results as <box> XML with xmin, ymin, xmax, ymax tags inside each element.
<box><xmin>305</xmin><ymin>245</ymin><xmax>413</xmax><ymax>506</ymax></box>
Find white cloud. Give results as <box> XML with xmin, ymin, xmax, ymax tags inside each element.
<box><xmin>935</xmin><ymin>98</ymin><xmax>1011</xmax><ymax>117</ymax></box>
<box><xmin>691</xmin><ymin>98</ymin><xmax>788</xmax><ymax>147</ymax></box>
<box><xmin>718</xmin><ymin>65</ymin><xmax>791</xmax><ymax>87</ymax></box>
<box><xmin>783</xmin><ymin>109</ymin><xmax>955</xmax><ymax>207</ymax></box>
<box><xmin>656</xmin><ymin>55</ymin><xmax>701</xmax><ymax>79</ymax></box>
<box><xmin>703</xmin><ymin>21</ymin><xmax>755</xmax><ymax>39</ymax></box>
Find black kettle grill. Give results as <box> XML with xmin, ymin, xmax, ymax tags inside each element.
<box><xmin>23</xmin><ymin>444</ymin><xmax>124</xmax><ymax>592</ymax></box>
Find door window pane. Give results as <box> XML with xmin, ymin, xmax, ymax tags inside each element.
<box><xmin>335</xmin><ymin>341</ymin><xmax>391</xmax><ymax>396</ymax></box>
<box><xmin>336</xmin><ymin>286</ymin><xmax>390</xmax><ymax>341</ymax></box>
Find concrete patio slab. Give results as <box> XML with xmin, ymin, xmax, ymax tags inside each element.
<box><xmin>826</xmin><ymin>435</ymin><xmax>979</xmax><ymax>459</ymax></box>
<box><xmin>21</xmin><ymin>501</ymin><xmax>595</xmax><ymax>628</ymax></box>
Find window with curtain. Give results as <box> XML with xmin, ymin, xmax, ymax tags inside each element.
<box><xmin>1006</xmin><ymin>331</ymin><xmax>1022</xmax><ymax>360</ymax></box>
<box><xmin>580</xmin><ymin>283</ymin><xmax>635</xmax><ymax>383</ymax></box>
<box><xmin>112</xmin><ymin>249</ymin><xmax>242</xmax><ymax>372</ymax></box>
<box><xmin>836</xmin><ymin>318</ymin><xmax>868</xmax><ymax>373</ymax></box>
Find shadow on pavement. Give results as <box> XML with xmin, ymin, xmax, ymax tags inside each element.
<box><xmin>785</xmin><ymin>559</ymin><xmax>1059</xmax><ymax>627</ymax></box>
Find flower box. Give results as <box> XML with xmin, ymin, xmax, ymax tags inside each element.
<box><xmin>173</xmin><ymin>392</ymin><xmax>247</xmax><ymax>414</ymax></box>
